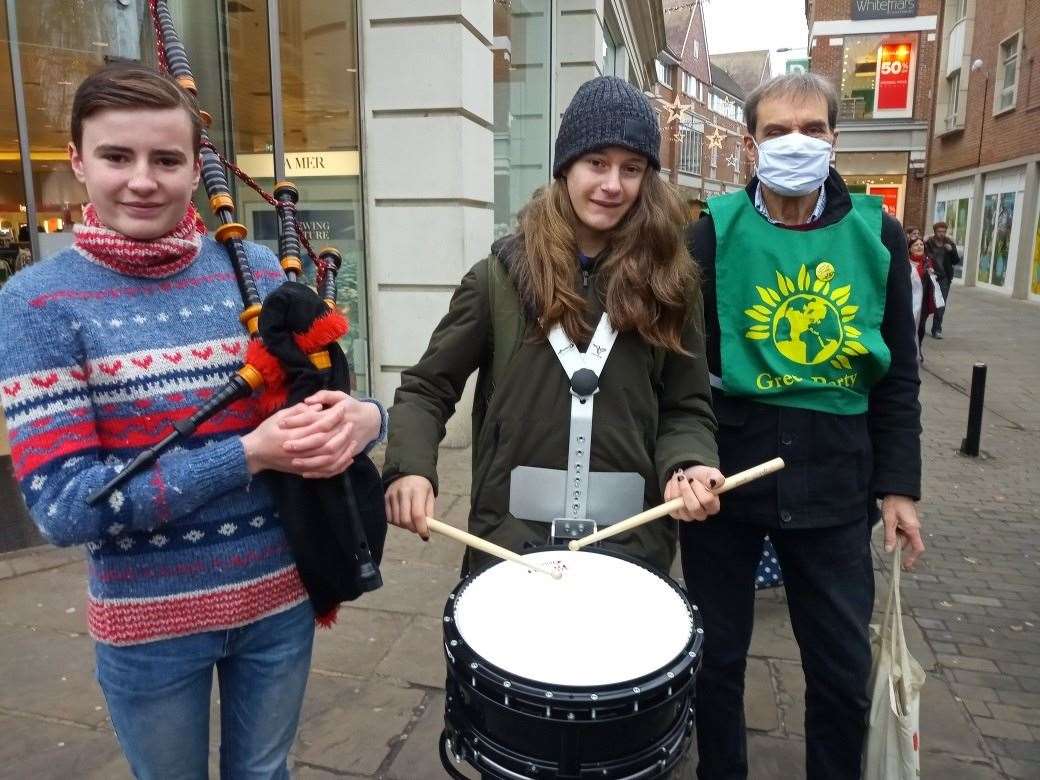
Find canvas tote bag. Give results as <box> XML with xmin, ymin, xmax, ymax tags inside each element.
<box><xmin>863</xmin><ymin>545</ymin><xmax>926</xmax><ymax>779</ymax></box>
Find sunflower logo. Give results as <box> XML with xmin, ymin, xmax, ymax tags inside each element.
<box><xmin>744</xmin><ymin>263</ymin><xmax>868</xmax><ymax>370</ymax></box>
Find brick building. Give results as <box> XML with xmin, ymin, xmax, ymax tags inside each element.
<box><xmin>653</xmin><ymin>0</ymin><xmax>754</xmax><ymax>216</ymax></box>
<box><xmin>806</xmin><ymin>0</ymin><xmax>940</xmax><ymax>228</ymax></box>
<box><xmin>925</xmin><ymin>0</ymin><xmax>1040</xmax><ymax>302</ymax></box>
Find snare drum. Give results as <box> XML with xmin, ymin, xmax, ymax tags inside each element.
<box><xmin>440</xmin><ymin>547</ymin><xmax>703</xmax><ymax>779</ymax></box>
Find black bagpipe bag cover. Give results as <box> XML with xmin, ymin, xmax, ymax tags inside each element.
<box><xmin>256</xmin><ymin>281</ymin><xmax>386</xmax><ymax>618</ymax></box>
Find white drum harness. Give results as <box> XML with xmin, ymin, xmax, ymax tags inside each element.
<box><xmin>508</xmin><ymin>313</ymin><xmax>645</xmax><ymax>543</ymax></box>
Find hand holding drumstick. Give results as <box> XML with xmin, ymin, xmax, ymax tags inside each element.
<box><xmin>385</xmin><ymin>476</ymin><xmax>560</xmax><ymax>579</ymax></box>
<box><xmin>569</xmin><ymin>458</ymin><xmax>785</xmax><ymax>552</ymax></box>
<box><xmin>664</xmin><ymin>464</ymin><xmax>727</xmax><ymax>521</ymax></box>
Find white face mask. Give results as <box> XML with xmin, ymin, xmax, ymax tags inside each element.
<box><xmin>754</xmin><ymin>133</ymin><xmax>833</xmax><ymax>197</ymax></box>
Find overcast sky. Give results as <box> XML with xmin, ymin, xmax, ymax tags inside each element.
<box><xmin>702</xmin><ymin>0</ymin><xmax>809</xmax><ymax>71</ymax></box>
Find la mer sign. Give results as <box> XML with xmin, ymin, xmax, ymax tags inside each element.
<box><xmin>851</xmin><ymin>0</ymin><xmax>917</xmax><ymax>20</ymax></box>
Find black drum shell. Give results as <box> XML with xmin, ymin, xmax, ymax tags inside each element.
<box><xmin>441</xmin><ymin>546</ymin><xmax>704</xmax><ymax>777</ymax></box>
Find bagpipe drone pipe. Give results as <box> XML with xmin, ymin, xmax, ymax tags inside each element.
<box><xmin>87</xmin><ymin>0</ymin><xmax>385</xmax><ymax>623</ymax></box>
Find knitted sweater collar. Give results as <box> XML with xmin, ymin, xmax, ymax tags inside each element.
<box><xmin>73</xmin><ymin>202</ymin><xmax>206</xmax><ymax>279</ymax></box>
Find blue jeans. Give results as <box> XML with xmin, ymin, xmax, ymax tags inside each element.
<box><xmin>96</xmin><ymin>601</ymin><xmax>315</xmax><ymax>780</ymax></box>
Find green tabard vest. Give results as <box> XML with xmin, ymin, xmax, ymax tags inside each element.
<box><xmin>709</xmin><ymin>190</ymin><xmax>891</xmax><ymax>415</ymax></box>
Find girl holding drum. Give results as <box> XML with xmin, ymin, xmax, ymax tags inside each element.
<box><xmin>384</xmin><ymin>76</ymin><xmax>723</xmax><ymax>573</ymax></box>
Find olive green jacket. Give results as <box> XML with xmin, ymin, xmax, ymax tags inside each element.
<box><xmin>383</xmin><ymin>250</ymin><xmax>719</xmax><ymax>573</ymax></box>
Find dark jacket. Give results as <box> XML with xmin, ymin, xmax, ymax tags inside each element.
<box><xmin>925</xmin><ymin>235</ymin><xmax>961</xmax><ymax>286</ymax></box>
<box><xmin>686</xmin><ymin>169</ymin><xmax>921</xmax><ymax>529</ymax></box>
<box><xmin>383</xmin><ymin>243</ymin><xmax>719</xmax><ymax>572</ymax></box>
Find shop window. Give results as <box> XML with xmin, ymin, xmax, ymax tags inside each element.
<box><xmin>978</xmin><ymin>191</ymin><xmax>1018</xmax><ymax>288</ymax></box>
<box><xmin>493</xmin><ymin>1</ymin><xmax>551</xmax><ymax>236</ymax></box>
<box><xmin>994</xmin><ymin>32</ymin><xmax>1021</xmax><ymax>114</ymax></box>
<box><xmin>273</xmin><ymin>1</ymin><xmax>368</xmax><ymax>392</ymax></box>
<box><xmin>934</xmin><ymin>198</ymin><xmax>971</xmax><ymax>279</ymax></box>
<box><xmin>1030</xmin><ymin>208</ymin><xmax>1040</xmax><ymax>298</ymax></box>
<box><xmin>11</xmin><ymin>0</ymin><xmax>153</xmax><ymax>260</ymax></box>
<box><xmin>0</xmin><ymin>6</ymin><xmax>27</xmax><ymax>284</ymax></box>
<box><xmin>840</xmin><ymin>35</ymin><xmax>916</xmax><ymax>120</ymax></box>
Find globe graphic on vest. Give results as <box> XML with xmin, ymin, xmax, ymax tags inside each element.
<box><xmin>771</xmin><ymin>294</ymin><xmax>843</xmax><ymax>365</ymax></box>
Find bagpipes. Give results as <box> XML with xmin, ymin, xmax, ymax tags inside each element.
<box><xmin>86</xmin><ymin>0</ymin><xmax>386</xmax><ymax>623</ymax></box>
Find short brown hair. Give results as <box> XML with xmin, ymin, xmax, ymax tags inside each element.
<box><xmin>71</xmin><ymin>62</ymin><xmax>203</xmax><ymax>153</ymax></box>
<box><xmin>933</xmin><ymin>221</ymin><xmax>948</xmax><ymax>230</ymax></box>
<box><xmin>745</xmin><ymin>73</ymin><xmax>839</xmax><ymax>136</ymax></box>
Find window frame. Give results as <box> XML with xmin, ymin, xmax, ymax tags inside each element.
<box><xmin>944</xmin><ymin>68</ymin><xmax>961</xmax><ymax>131</ymax></box>
<box><xmin>946</xmin><ymin>0</ymin><xmax>967</xmax><ymax>25</ymax></box>
<box><xmin>993</xmin><ymin>31</ymin><xmax>1022</xmax><ymax>116</ymax></box>
<box><xmin>682</xmin><ymin>70</ymin><xmax>696</xmax><ymax>98</ymax></box>
<box><xmin>678</xmin><ymin>119</ymin><xmax>702</xmax><ymax>175</ymax></box>
<box><xmin>656</xmin><ymin>60</ymin><xmax>671</xmax><ymax>87</ymax></box>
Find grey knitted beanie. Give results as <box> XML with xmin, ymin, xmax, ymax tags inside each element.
<box><xmin>552</xmin><ymin>76</ymin><xmax>661</xmax><ymax>178</ymax></box>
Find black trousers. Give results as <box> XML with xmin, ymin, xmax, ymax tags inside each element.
<box><xmin>680</xmin><ymin>517</ymin><xmax>874</xmax><ymax>780</ymax></box>
<box><xmin>930</xmin><ymin>276</ymin><xmax>952</xmax><ymax>333</ymax></box>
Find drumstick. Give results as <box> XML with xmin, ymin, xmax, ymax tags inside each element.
<box><xmin>425</xmin><ymin>517</ymin><xmax>562</xmax><ymax>579</ymax></box>
<box><xmin>568</xmin><ymin>457</ymin><xmax>785</xmax><ymax>552</ymax></box>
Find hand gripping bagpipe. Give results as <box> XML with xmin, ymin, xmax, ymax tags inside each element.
<box><xmin>86</xmin><ymin>0</ymin><xmax>385</xmax><ymax>623</ymax></box>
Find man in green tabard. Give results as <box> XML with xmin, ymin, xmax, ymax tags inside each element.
<box><xmin>681</xmin><ymin>73</ymin><xmax>925</xmax><ymax>780</ymax></box>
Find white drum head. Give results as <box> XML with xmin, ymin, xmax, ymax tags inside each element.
<box><xmin>453</xmin><ymin>550</ymin><xmax>693</xmax><ymax>687</ymax></box>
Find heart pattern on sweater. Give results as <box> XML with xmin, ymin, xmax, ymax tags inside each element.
<box><xmin>31</xmin><ymin>373</ymin><xmax>59</xmax><ymax>389</ymax></box>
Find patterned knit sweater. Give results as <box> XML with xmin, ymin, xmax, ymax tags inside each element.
<box><xmin>0</xmin><ymin>236</ymin><xmax>352</xmax><ymax>645</ymax></box>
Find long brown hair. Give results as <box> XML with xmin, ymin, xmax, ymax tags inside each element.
<box><xmin>512</xmin><ymin>170</ymin><xmax>697</xmax><ymax>353</ymax></box>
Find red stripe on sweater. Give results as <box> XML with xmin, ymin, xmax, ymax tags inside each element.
<box><xmin>10</xmin><ymin>405</ymin><xmax>260</xmax><ymax>473</ymax></box>
<box><xmin>94</xmin><ymin>412</ymin><xmax>257</xmax><ymax>450</ymax></box>
<box><xmin>92</xmin><ymin>402</ymin><xmax>262</xmax><ymax>449</ymax></box>
<box><xmin>88</xmin><ymin>566</ymin><xmax>308</xmax><ymax>645</ymax></box>
<box><xmin>10</xmin><ymin>421</ymin><xmax>99</xmax><ymax>476</ymax></box>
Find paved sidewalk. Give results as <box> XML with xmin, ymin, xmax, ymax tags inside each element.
<box><xmin>0</xmin><ymin>284</ymin><xmax>1037</xmax><ymax>779</ymax></box>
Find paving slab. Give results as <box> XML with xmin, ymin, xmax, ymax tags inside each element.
<box><xmin>384</xmin><ymin>691</ymin><xmax>481</xmax><ymax>780</ymax></box>
<box><xmin>919</xmin><ymin>752</ymin><xmax>1002</xmax><ymax>779</ymax></box>
<box><xmin>310</xmin><ymin>607</ymin><xmax>412</xmax><ymax>680</ymax></box>
<box><xmin>0</xmin><ymin>714</ymin><xmax>128</xmax><ymax>780</ymax></box>
<box><xmin>0</xmin><ymin>560</ymin><xmax>89</xmax><ymax>633</ymax></box>
<box><xmin>375</xmin><ymin>615</ymin><xmax>446</xmax><ymax>689</ymax></box>
<box><xmin>747</xmin><ymin>733</ymin><xmax>806</xmax><ymax>778</ymax></box>
<box><xmin>293</xmin><ymin>675</ymin><xmax>424</xmax><ymax>776</ymax></box>
<box><xmin>773</xmin><ymin>659</ymin><xmax>806</xmax><ymax>738</ymax></box>
<box><xmin>348</xmin><ymin>559</ymin><xmax>457</xmax><ymax>620</ymax></box>
<box><xmin>0</xmin><ymin>624</ymin><xmax>107</xmax><ymax>728</ymax></box>
<box><xmin>748</xmin><ymin>595</ymin><xmax>801</xmax><ymax>662</ymax></box>
<box><xmin>745</xmin><ymin>657</ymin><xmax>779</xmax><ymax>733</ymax></box>
<box><xmin>921</xmin><ymin>671</ymin><xmax>988</xmax><ymax>758</ymax></box>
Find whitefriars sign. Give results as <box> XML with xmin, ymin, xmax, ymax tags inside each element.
<box><xmin>851</xmin><ymin>0</ymin><xmax>917</xmax><ymax>20</ymax></box>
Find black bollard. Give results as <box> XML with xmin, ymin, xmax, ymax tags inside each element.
<box><xmin>960</xmin><ymin>363</ymin><xmax>987</xmax><ymax>457</ymax></box>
